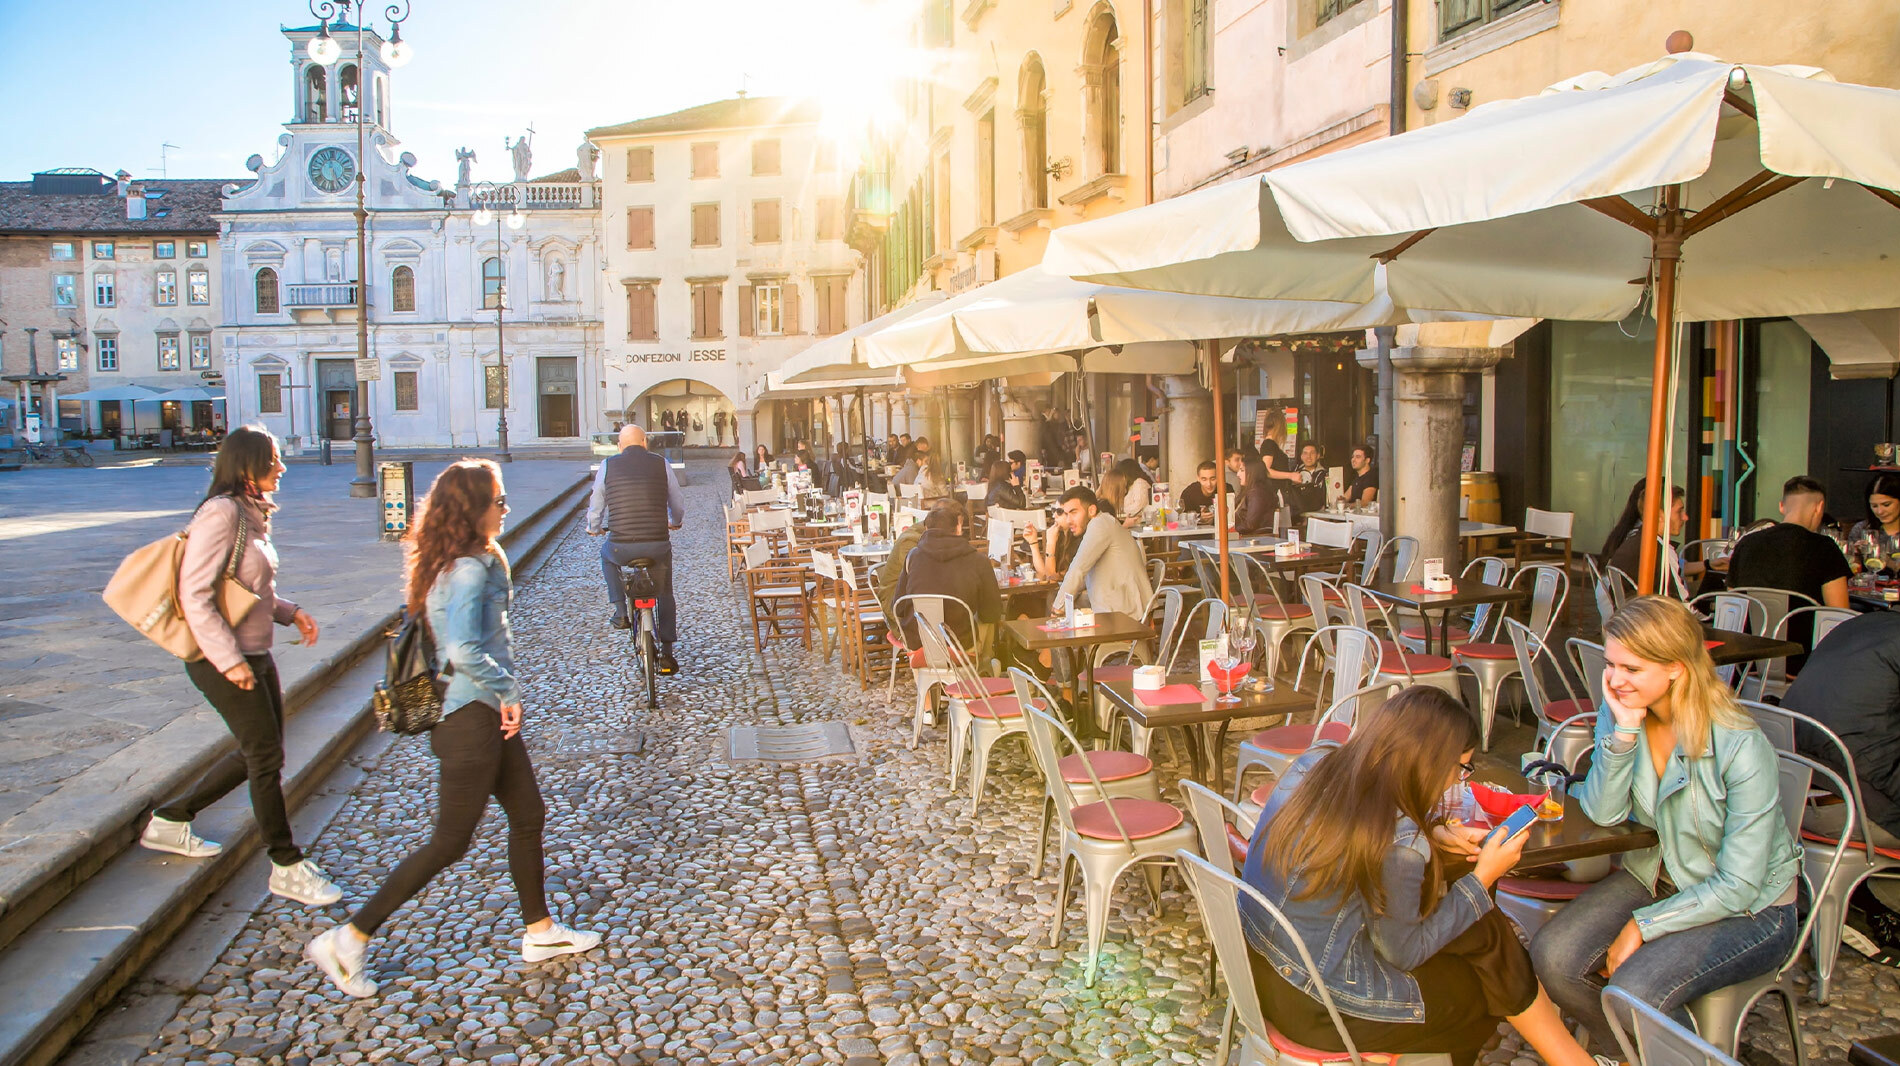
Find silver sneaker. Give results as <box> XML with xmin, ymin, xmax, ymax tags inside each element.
<box><xmin>306</xmin><ymin>924</ymin><xmax>376</xmax><ymax>998</ymax></box>
<box><xmin>139</xmin><ymin>815</ymin><xmax>222</xmax><ymax>858</ymax></box>
<box><xmin>269</xmin><ymin>858</ymin><xmax>343</xmax><ymax>906</ymax></box>
<box><xmin>521</xmin><ymin>921</ymin><xmax>602</xmax><ymax>962</ymax></box>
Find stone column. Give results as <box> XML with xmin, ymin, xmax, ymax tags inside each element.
<box><xmin>751</xmin><ymin>401</ymin><xmax>775</xmax><ymax>455</ymax></box>
<box><xmin>1158</xmin><ymin>373</ymin><xmax>1212</xmax><ymax>494</ymax></box>
<box><xmin>946</xmin><ymin>387</ymin><xmax>977</xmax><ymax>472</ymax></box>
<box><xmin>999</xmin><ymin>385</ymin><xmax>1047</xmax><ymax>462</ymax></box>
<box><xmin>1356</xmin><ymin>344</ymin><xmax>1508</xmax><ymax>567</ymax></box>
<box><xmin>735</xmin><ymin>406</ymin><xmax>757</xmax><ymax>456</ymax></box>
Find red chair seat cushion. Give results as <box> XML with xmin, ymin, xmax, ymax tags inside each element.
<box><xmin>1377</xmin><ymin>643</ymin><xmax>1455</xmax><ymax>674</ymax></box>
<box><xmin>1252</xmin><ymin>603</ymin><xmax>1314</xmax><ymax>620</ymax></box>
<box><xmin>1070</xmin><ymin>797</ymin><xmax>1186</xmax><ymax>841</ymax></box>
<box><xmin>1399</xmin><ymin>624</ymin><xmax>1471</xmax><ymax>642</ymax></box>
<box><xmin>1266</xmin><ymin>1026</ymin><xmax>1402</xmax><ymax>1064</ymax></box>
<box><xmin>1225</xmin><ymin>824</ymin><xmax>1250</xmax><ymax>866</ymax></box>
<box><xmin>1091</xmin><ymin>663</ymin><xmax>1138</xmax><ymax>683</ymax></box>
<box><xmin>1800</xmin><ymin>828</ymin><xmax>1900</xmax><ymax>861</ymax></box>
<box><xmin>1058</xmin><ymin>749</ymin><xmax>1154</xmax><ymax>784</ymax></box>
<box><xmin>1247</xmin><ymin>721</ymin><xmax>1352</xmax><ymax>755</ymax></box>
<box><xmin>1454</xmin><ymin>642</ymin><xmax>1515</xmax><ymax>660</ymax></box>
<box><xmin>1542</xmin><ymin>698</ymin><xmax>1594</xmax><ymax>723</ymax></box>
<box><xmin>966</xmin><ymin>695</ymin><xmax>1046</xmax><ymax>721</ymax></box>
<box><xmin>1497</xmin><ymin>876</ymin><xmax>1596</xmax><ymax>901</ymax></box>
<box><xmin>945</xmin><ymin>676</ymin><xmax>1015</xmax><ymax>699</ymax></box>
<box><xmin>1251</xmin><ymin>781</ymin><xmax>1275</xmax><ymax>806</ymax></box>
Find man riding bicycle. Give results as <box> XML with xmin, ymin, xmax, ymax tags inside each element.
<box><xmin>587</xmin><ymin>424</ymin><xmax>683</xmax><ymax>675</ymax></box>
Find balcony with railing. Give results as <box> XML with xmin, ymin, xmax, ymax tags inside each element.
<box><xmin>468</xmin><ymin>181</ymin><xmax>597</xmax><ymax>211</ymax></box>
<box><xmin>284</xmin><ymin>283</ymin><xmax>360</xmax><ymax>308</ymax></box>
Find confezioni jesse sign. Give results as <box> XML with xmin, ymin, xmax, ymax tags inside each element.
<box><xmin>625</xmin><ymin>349</ymin><xmax>727</xmax><ymax>363</ymax></box>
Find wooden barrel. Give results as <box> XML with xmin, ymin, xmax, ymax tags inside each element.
<box><xmin>1461</xmin><ymin>471</ymin><xmax>1502</xmax><ymax>525</ymax></box>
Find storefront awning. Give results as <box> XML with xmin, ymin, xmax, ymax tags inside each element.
<box><xmin>1795</xmin><ymin>309</ymin><xmax>1900</xmax><ymax>380</ymax></box>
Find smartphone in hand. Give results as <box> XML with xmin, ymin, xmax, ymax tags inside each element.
<box><xmin>1484</xmin><ymin>804</ymin><xmax>1539</xmax><ymax>847</ymax></box>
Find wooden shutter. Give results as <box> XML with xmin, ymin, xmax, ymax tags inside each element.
<box><xmin>692</xmin><ymin>203</ymin><xmax>719</xmax><ymax>247</ymax></box>
<box><xmin>708</xmin><ymin>284</ymin><xmax>723</xmax><ymax>338</ymax></box>
<box><xmin>627</xmin><ymin>284</ymin><xmax>656</xmax><ymax>340</ymax></box>
<box><xmin>626</xmin><ymin>146</ymin><xmax>654</xmax><ymax>182</ymax></box>
<box><xmin>816</xmin><ymin>197</ymin><xmax>843</xmax><ymax>241</ymax></box>
<box><xmin>737</xmin><ymin>284</ymin><xmax>755</xmax><ymax>337</ymax></box>
<box><xmin>627</xmin><ymin>207</ymin><xmax>654</xmax><ymax>249</ymax></box>
<box><xmin>753</xmin><ymin>200</ymin><xmax>780</xmax><ymax>244</ymax></box>
<box><xmin>783</xmin><ymin>281</ymin><xmax>800</xmax><ymax>334</ymax></box>
<box><xmin>751</xmin><ymin>138</ymin><xmax>780</xmax><ymax>176</ymax></box>
<box><xmin>691</xmin><ymin>142</ymin><xmax>718</xmax><ymax>178</ymax></box>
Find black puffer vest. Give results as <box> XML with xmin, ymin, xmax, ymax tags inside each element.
<box><xmin>601</xmin><ymin>445</ymin><xmax>670</xmax><ymax>542</ymax></box>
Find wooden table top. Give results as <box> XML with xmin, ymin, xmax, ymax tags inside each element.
<box><xmin>1702</xmin><ymin>625</ymin><xmax>1805</xmax><ymax>668</ymax></box>
<box><xmin>1001</xmin><ymin>612</ymin><xmax>1152</xmax><ymax>652</ymax></box>
<box><xmin>1096</xmin><ymin>672</ymin><xmax>1316</xmax><ymax>729</ymax></box>
<box><xmin>1362</xmin><ymin>579</ymin><xmax>1526</xmax><ymax>612</ymax></box>
<box><xmin>1512</xmin><ymin>817</ymin><xmax>1657</xmax><ymax>870</ymax></box>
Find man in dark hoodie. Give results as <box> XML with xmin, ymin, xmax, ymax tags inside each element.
<box><xmin>892</xmin><ymin>498</ymin><xmax>1003</xmax><ymax>653</ymax></box>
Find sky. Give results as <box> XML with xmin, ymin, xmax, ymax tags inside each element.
<box><xmin>0</xmin><ymin>0</ymin><xmax>920</xmax><ymax>186</ymax></box>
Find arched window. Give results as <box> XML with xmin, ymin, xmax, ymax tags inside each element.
<box><xmin>1019</xmin><ymin>55</ymin><xmax>1049</xmax><ymax>210</ymax></box>
<box><xmin>255</xmin><ymin>267</ymin><xmax>280</xmax><ymax>314</ymax></box>
<box><xmin>1082</xmin><ymin>7</ymin><xmax>1122</xmax><ymax>176</ymax></box>
<box><xmin>373</xmin><ymin>72</ymin><xmax>389</xmax><ymax>127</ymax></box>
<box><xmin>304</xmin><ymin>65</ymin><xmax>327</xmax><ymax>123</ymax></box>
<box><xmin>481</xmin><ymin>257</ymin><xmax>503</xmax><ymax>310</ymax></box>
<box><xmin>390</xmin><ymin>265</ymin><xmax>415</xmax><ymax>311</ymax></box>
<box><xmin>338</xmin><ymin>64</ymin><xmax>360</xmax><ymax>123</ymax></box>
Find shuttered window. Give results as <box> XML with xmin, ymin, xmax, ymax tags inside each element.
<box><xmin>394</xmin><ymin>371</ymin><xmax>419</xmax><ymax>410</ymax></box>
<box><xmin>782</xmin><ymin>280</ymin><xmax>800</xmax><ymax>334</ymax></box>
<box><xmin>815</xmin><ymin>197</ymin><xmax>845</xmax><ymax>241</ymax></box>
<box><xmin>752</xmin><ymin>138</ymin><xmax>781</xmax><ymax>176</ymax></box>
<box><xmin>690</xmin><ymin>142</ymin><xmax>718</xmax><ymax>179</ymax></box>
<box><xmin>626</xmin><ymin>146</ymin><xmax>654</xmax><ymax>182</ymax></box>
<box><xmin>691</xmin><ymin>203</ymin><xmax>720</xmax><ymax>247</ymax></box>
<box><xmin>258</xmin><ymin>374</ymin><xmax>283</xmax><ymax>413</ymax></box>
<box><xmin>627</xmin><ymin>206</ymin><xmax>655</xmax><ymax>249</ymax></box>
<box><xmin>813</xmin><ymin>275</ymin><xmax>848</xmax><ymax>336</ymax></box>
<box><xmin>752</xmin><ymin>199</ymin><xmax>781</xmax><ymax>244</ymax></box>
<box><xmin>626</xmin><ymin>283</ymin><xmax>658</xmax><ymax>340</ymax></box>
<box><xmin>1437</xmin><ymin>0</ymin><xmax>1534</xmax><ymax>39</ymax></box>
<box><xmin>690</xmin><ymin>281</ymin><xmax>723</xmax><ymax>339</ymax></box>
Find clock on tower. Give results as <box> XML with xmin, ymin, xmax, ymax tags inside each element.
<box><xmin>308</xmin><ymin>146</ymin><xmax>356</xmax><ymax>193</ymax></box>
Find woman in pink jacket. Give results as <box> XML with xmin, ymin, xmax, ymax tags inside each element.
<box><xmin>139</xmin><ymin>425</ymin><xmax>341</xmax><ymax>907</ymax></box>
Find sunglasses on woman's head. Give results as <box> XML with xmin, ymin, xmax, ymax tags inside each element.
<box><xmin>1459</xmin><ymin>760</ymin><xmax>1476</xmax><ymax>780</ymax></box>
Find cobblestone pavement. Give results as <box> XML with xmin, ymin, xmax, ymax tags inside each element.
<box><xmin>110</xmin><ymin>464</ymin><xmax>1900</xmax><ymax>1065</ymax></box>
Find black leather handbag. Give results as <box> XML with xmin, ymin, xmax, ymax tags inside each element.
<box><xmin>371</xmin><ymin>610</ymin><xmax>449</xmax><ymax>735</ymax></box>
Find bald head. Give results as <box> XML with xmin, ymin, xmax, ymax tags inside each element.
<box><xmin>619</xmin><ymin>424</ymin><xmax>647</xmax><ymax>450</ymax></box>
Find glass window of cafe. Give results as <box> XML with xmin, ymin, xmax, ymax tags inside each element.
<box><xmin>1749</xmin><ymin>320</ymin><xmax>1812</xmax><ymax>520</ymax></box>
<box><xmin>1548</xmin><ymin>319</ymin><xmax>1693</xmax><ymax>552</ymax></box>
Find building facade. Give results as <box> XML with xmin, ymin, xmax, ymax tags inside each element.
<box><xmin>588</xmin><ymin>97</ymin><xmax>862</xmax><ymax>456</ymax></box>
<box><xmin>218</xmin><ymin>21</ymin><xmax>603</xmax><ymax>452</ymax></box>
<box><xmin>0</xmin><ymin>170</ymin><xmax>233</xmax><ymax>443</ymax></box>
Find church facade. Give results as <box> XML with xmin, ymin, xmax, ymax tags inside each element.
<box><xmin>217</xmin><ymin>21</ymin><xmax>603</xmax><ymax>451</ymax></box>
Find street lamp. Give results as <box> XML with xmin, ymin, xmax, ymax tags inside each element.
<box><xmin>307</xmin><ymin>0</ymin><xmax>413</xmax><ymax>498</ymax></box>
<box><xmin>471</xmin><ymin>180</ymin><xmax>526</xmax><ymax>462</ymax></box>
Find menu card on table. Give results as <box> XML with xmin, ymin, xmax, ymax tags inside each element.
<box><xmin>1198</xmin><ymin>635</ymin><xmax>1229</xmax><ymax>683</ymax></box>
<box><xmin>987</xmin><ymin>517</ymin><xmax>1014</xmax><ymax>563</ymax></box>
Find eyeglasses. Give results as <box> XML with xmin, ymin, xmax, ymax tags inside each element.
<box><xmin>1458</xmin><ymin>760</ymin><xmax>1476</xmax><ymax>781</ymax></box>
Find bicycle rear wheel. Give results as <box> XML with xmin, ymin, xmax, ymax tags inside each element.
<box><xmin>637</xmin><ymin>621</ymin><xmax>659</xmax><ymax>709</ymax></box>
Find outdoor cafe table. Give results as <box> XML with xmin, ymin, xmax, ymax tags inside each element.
<box><xmin>1001</xmin><ymin>612</ymin><xmax>1153</xmax><ymax>730</ymax></box>
<box><xmin>1447</xmin><ymin>817</ymin><xmax>1659</xmax><ymax>873</ymax></box>
<box><xmin>1363</xmin><ymin>579</ymin><xmax>1528</xmax><ymax>657</ymax></box>
<box><xmin>1097</xmin><ymin>672</ymin><xmax>1315</xmax><ymax>792</ymax></box>
<box><xmin>1701</xmin><ymin>625</ymin><xmax>1803</xmax><ymax>669</ymax></box>
<box><xmin>838</xmin><ymin>542</ymin><xmax>893</xmax><ymax>562</ymax></box>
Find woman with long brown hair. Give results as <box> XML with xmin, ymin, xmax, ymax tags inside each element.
<box><xmin>1531</xmin><ymin>596</ymin><xmax>1799</xmax><ymax>1053</ymax></box>
<box><xmin>307</xmin><ymin>460</ymin><xmax>597</xmax><ymax>998</ymax></box>
<box><xmin>141</xmin><ymin>426</ymin><xmax>341</xmax><ymax>907</ymax></box>
<box><xmin>1241</xmin><ymin>687</ymin><xmax>1593</xmax><ymax>1066</ymax></box>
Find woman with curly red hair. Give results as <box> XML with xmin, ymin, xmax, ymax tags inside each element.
<box><xmin>307</xmin><ymin>459</ymin><xmax>598</xmax><ymax>998</ymax></box>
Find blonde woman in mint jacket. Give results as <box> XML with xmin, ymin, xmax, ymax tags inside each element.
<box><xmin>1530</xmin><ymin>596</ymin><xmax>1800</xmax><ymax>1053</ymax></box>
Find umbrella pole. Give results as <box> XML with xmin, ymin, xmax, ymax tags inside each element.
<box><xmin>859</xmin><ymin>386</ymin><xmax>871</xmax><ymax>538</ymax></box>
<box><xmin>1637</xmin><ymin>188</ymin><xmax>1685</xmax><ymax>597</ymax></box>
<box><xmin>1209</xmin><ymin>342</ymin><xmax>1231</xmax><ymax>604</ymax></box>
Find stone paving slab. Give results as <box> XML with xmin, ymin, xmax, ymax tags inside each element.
<box><xmin>0</xmin><ymin>459</ymin><xmax>591</xmax><ymax>948</ymax></box>
<box><xmin>85</xmin><ymin>462</ymin><xmax>1900</xmax><ymax>1065</ymax></box>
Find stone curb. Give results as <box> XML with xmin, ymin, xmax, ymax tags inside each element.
<box><xmin>0</xmin><ymin>474</ymin><xmax>590</xmax><ymax>1066</ymax></box>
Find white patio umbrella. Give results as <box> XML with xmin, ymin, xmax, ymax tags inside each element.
<box><xmin>1044</xmin><ymin>51</ymin><xmax>1900</xmax><ymax>590</ymax></box>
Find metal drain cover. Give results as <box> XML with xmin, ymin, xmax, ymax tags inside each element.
<box><xmin>728</xmin><ymin>722</ymin><xmax>856</xmax><ymax>762</ymax></box>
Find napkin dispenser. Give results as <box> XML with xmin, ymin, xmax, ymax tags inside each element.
<box><xmin>1273</xmin><ymin>541</ymin><xmax>1301</xmax><ymax>559</ymax></box>
<box><xmin>1132</xmin><ymin>665</ymin><xmax>1166</xmax><ymax>690</ymax></box>
<box><xmin>1423</xmin><ymin>573</ymin><xmax>1455</xmax><ymax>593</ymax></box>
<box><xmin>1072</xmin><ymin>608</ymin><xmax>1096</xmax><ymax>628</ymax></box>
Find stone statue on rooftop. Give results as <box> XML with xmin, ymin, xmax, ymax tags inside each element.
<box><xmin>455</xmin><ymin>146</ymin><xmax>476</xmax><ymax>187</ymax></box>
<box><xmin>509</xmin><ymin>133</ymin><xmax>533</xmax><ymax>182</ymax></box>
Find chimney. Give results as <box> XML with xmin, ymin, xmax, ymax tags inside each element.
<box><xmin>126</xmin><ymin>181</ymin><xmax>146</xmax><ymax>220</ymax></box>
<box><xmin>114</xmin><ymin>169</ymin><xmax>133</xmax><ymax>196</ymax></box>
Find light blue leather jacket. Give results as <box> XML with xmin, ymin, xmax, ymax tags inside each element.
<box><xmin>425</xmin><ymin>552</ymin><xmax>519</xmax><ymax>713</ymax></box>
<box><xmin>1239</xmin><ymin>745</ymin><xmax>1494</xmax><ymax>1023</ymax></box>
<box><xmin>1574</xmin><ymin>708</ymin><xmax>1800</xmax><ymax>940</ymax></box>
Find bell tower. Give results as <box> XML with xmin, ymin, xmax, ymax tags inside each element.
<box><xmin>283</xmin><ymin>16</ymin><xmax>407</xmax><ymax>133</ymax></box>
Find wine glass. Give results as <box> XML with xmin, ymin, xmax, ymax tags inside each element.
<box><xmin>1209</xmin><ymin>652</ymin><xmax>1249</xmax><ymax>704</ymax></box>
<box><xmin>1228</xmin><ymin>618</ymin><xmax>1266</xmax><ymax>693</ymax></box>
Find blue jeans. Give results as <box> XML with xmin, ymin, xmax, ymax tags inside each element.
<box><xmin>1529</xmin><ymin>869</ymin><xmax>1796</xmax><ymax>1051</ymax></box>
<box><xmin>601</xmin><ymin>538</ymin><xmax>677</xmax><ymax>643</ymax></box>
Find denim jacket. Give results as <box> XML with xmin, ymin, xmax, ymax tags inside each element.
<box><xmin>1575</xmin><ymin>708</ymin><xmax>1800</xmax><ymax>940</ymax></box>
<box><xmin>425</xmin><ymin>552</ymin><xmax>520</xmax><ymax>713</ymax></box>
<box><xmin>1239</xmin><ymin>746</ymin><xmax>1494</xmax><ymax>1023</ymax></box>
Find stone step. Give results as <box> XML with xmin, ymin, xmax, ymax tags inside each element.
<box><xmin>0</xmin><ymin>477</ymin><xmax>589</xmax><ymax>1066</ymax></box>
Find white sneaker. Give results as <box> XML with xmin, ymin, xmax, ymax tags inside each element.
<box><xmin>269</xmin><ymin>858</ymin><xmax>343</xmax><ymax>906</ymax></box>
<box><xmin>521</xmin><ymin>921</ymin><xmax>602</xmax><ymax>962</ymax></box>
<box><xmin>306</xmin><ymin>924</ymin><xmax>376</xmax><ymax>998</ymax></box>
<box><xmin>139</xmin><ymin>815</ymin><xmax>222</xmax><ymax>858</ymax></box>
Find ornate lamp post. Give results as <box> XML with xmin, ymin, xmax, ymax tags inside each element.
<box><xmin>306</xmin><ymin>1</ymin><xmax>413</xmax><ymax>497</ymax></box>
<box><xmin>470</xmin><ymin>180</ymin><xmax>526</xmax><ymax>462</ymax></box>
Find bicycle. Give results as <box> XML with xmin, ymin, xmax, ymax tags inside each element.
<box><xmin>619</xmin><ymin>559</ymin><xmax>663</xmax><ymax>709</ymax></box>
<box><xmin>22</xmin><ymin>441</ymin><xmax>94</xmax><ymax>467</ymax></box>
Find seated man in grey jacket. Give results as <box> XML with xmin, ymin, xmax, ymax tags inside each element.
<box><xmin>1053</xmin><ymin>486</ymin><xmax>1153</xmax><ymax>619</ymax></box>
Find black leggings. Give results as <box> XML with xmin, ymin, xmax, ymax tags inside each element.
<box><xmin>158</xmin><ymin>653</ymin><xmax>302</xmax><ymax>866</ymax></box>
<box><xmin>350</xmin><ymin>702</ymin><xmax>549</xmax><ymax>935</ymax></box>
